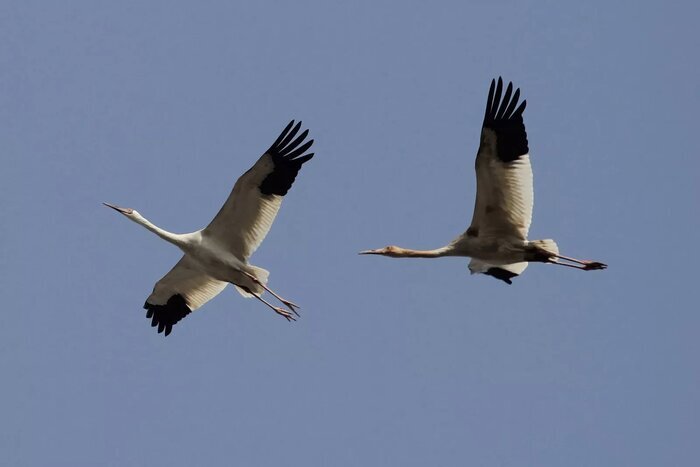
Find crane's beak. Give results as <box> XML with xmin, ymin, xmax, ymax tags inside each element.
<box><xmin>359</xmin><ymin>249</ymin><xmax>381</xmax><ymax>255</ymax></box>
<box><xmin>103</xmin><ymin>202</ymin><xmax>133</xmax><ymax>215</ymax></box>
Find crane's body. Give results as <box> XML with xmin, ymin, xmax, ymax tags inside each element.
<box><xmin>175</xmin><ymin>231</ymin><xmax>262</xmax><ymax>289</ymax></box>
<box><xmin>105</xmin><ymin>120</ymin><xmax>315</xmax><ymax>335</ymax></box>
<box><xmin>361</xmin><ymin>78</ymin><xmax>606</xmax><ymax>283</ymax></box>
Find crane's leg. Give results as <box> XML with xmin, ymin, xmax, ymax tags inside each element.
<box><xmin>242</xmin><ymin>271</ymin><xmax>300</xmax><ymax>317</ymax></box>
<box><xmin>548</xmin><ymin>255</ymin><xmax>607</xmax><ymax>270</ymax></box>
<box><xmin>252</xmin><ymin>293</ymin><xmax>296</xmax><ymax>322</ymax></box>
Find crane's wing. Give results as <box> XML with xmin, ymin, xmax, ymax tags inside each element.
<box><xmin>143</xmin><ymin>256</ymin><xmax>228</xmax><ymax>336</ymax></box>
<box><xmin>468</xmin><ymin>258</ymin><xmax>529</xmax><ymax>285</ymax></box>
<box><xmin>203</xmin><ymin>120</ymin><xmax>314</xmax><ymax>260</ymax></box>
<box><xmin>467</xmin><ymin>78</ymin><xmax>533</xmax><ymax>241</ymax></box>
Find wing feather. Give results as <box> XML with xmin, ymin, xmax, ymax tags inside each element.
<box><xmin>468</xmin><ymin>258</ymin><xmax>529</xmax><ymax>284</ymax></box>
<box><xmin>144</xmin><ymin>256</ymin><xmax>228</xmax><ymax>336</ymax></box>
<box><xmin>203</xmin><ymin>121</ymin><xmax>314</xmax><ymax>260</ymax></box>
<box><xmin>468</xmin><ymin>78</ymin><xmax>533</xmax><ymax>240</ymax></box>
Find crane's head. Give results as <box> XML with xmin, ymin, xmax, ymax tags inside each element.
<box><xmin>359</xmin><ymin>246</ymin><xmax>402</xmax><ymax>257</ymax></box>
<box><xmin>103</xmin><ymin>202</ymin><xmax>136</xmax><ymax>217</ymax></box>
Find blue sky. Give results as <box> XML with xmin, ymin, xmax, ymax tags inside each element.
<box><xmin>1</xmin><ymin>1</ymin><xmax>698</xmax><ymax>466</ymax></box>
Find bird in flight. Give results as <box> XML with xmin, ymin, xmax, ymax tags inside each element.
<box><xmin>360</xmin><ymin>78</ymin><xmax>607</xmax><ymax>283</ymax></box>
<box><xmin>104</xmin><ymin>120</ymin><xmax>314</xmax><ymax>335</ymax></box>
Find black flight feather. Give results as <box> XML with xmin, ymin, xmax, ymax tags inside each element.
<box><xmin>483</xmin><ymin>77</ymin><xmax>529</xmax><ymax>163</ymax></box>
<box><xmin>484</xmin><ymin>267</ymin><xmax>519</xmax><ymax>285</ymax></box>
<box><xmin>259</xmin><ymin>120</ymin><xmax>315</xmax><ymax>196</ymax></box>
<box><xmin>143</xmin><ymin>294</ymin><xmax>192</xmax><ymax>337</ymax></box>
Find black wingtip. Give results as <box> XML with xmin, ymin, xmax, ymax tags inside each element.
<box><xmin>270</xmin><ymin>120</ymin><xmax>295</xmax><ymax>150</ymax></box>
<box><xmin>143</xmin><ymin>294</ymin><xmax>192</xmax><ymax>337</ymax></box>
<box><xmin>267</xmin><ymin>120</ymin><xmax>313</xmax><ymax>159</ymax></box>
<box><xmin>496</xmin><ymin>82</ymin><xmax>514</xmax><ymax>120</ymax></box>
<box><xmin>259</xmin><ymin>121</ymin><xmax>315</xmax><ymax>196</ymax></box>
<box><xmin>482</xmin><ymin>78</ymin><xmax>529</xmax><ymax>162</ymax></box>
<box><xmin>484</xmin><ymin>267</ymin><xmax>518</xmax><ymax>285</ymax></box>
<box><xmin>515</xmin><ymin>99</ymin><xmax>527</xmax><ymax>116</ymax></box>
<box><xmin>484</xmin><ymin>77</ymin><xmax>524</xmax><ymax>123</ymax></box>
<box><xmin>275</xmin><ymin>121</ymin><xmax>302</xmax><ymax>152</ymax></box>
<box><xmin>493</xmin><ymin>78</ymin><xmax>504</xmax><ymax>117</ymax></box>
<box><xmin>485</xmin><ymin>79</ymin><xmax>496</xmax><ymax>121</ymax></box>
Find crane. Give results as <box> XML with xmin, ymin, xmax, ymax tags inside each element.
<box><xmin>104</xmin><ymin>120</ymin><xmax>314</xmax><ymax>335</ymax></box>
<box><xmin>360</xmin><ymin>78</ymin><xmax>607</xmax><ymax>283</ymax></box>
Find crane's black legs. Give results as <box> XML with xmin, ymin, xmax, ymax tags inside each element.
<box><xmin>242</xmin><ymin>271</ymin><xmax>301</xmax><ymax>317</ymax></box>
<box><xmin>548</xmin><ymin>255</ymin><xmax>607</xmax><ymax>270</ymax></box>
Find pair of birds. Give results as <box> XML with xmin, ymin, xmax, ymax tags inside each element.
<box><xmin>105</xmin><ymin>78</ymin><xmax>607</xmax><ymax>336</ymax></box>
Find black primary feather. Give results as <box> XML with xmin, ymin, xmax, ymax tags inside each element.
<box><xmin>143</xmin><ymin>294</ymin><xmax>192</xmax><ymax>336</ymax></box>
<box><xmin>484</xmin><ymin>267</ymin><xmax>519</xmax><ymax>285</ymax></box>
<box><xmin>259</xmin><ymin>120</ymin><xmax>315</xmax><ymax>196</ymax></box>
<box><xmin>483</xmin><ymin>77</ymin><xmax>529</xmax><ymax>163</ymax></box>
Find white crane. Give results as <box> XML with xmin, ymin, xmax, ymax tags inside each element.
<box><xmin>360</xmin><ymin>78</ymin><xmax>607</xmax><ymax>283</ymax></box>
<box><xmin>104</xmin><ymin>120</ymin><xmax>314</xmax><ymax>335</ymax></box>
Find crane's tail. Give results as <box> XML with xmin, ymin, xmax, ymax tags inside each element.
<box><xmin>234</xmin><ymin>266</ymin><xmax>270</xmax><ymax>298</ymax></box>
<box><xmin>249</xmin><ymin>266</ymin><xmax>270</xmax><ymax>285</ymax></box>
<box><xmin>526</xmin><ymin>239</ymin><xmax>559</xmax><ymax>262</ymax></box>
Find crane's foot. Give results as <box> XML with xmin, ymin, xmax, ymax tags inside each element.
<box><xmin>242</xmin><ymin>271</ymin><xmax>300</xmax><ymax>316</ymax></box>
<box><xmin>582</xmin><ymin>260</ymin><xmax>607</xmax><ymax>271</ymax></box>
<box><xmin>273</xmin><ymin>306</ymin><xmax>296</xmax><ymax>322</ymax></box>
<box><xmin>281</xmin><ymin>299</ymin><xmax>301</xmax><ymax>317</ymax></box>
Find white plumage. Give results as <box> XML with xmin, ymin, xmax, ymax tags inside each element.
<box><xmin>146</xmin><ymin>256</ymin><xmax>228</xmax><ymax>314</ymax></box>
<box><xmin>361</xmin><ymin>77</ymin><xmax>607</xmax><ymax>283</ymax></box>
<box><xmin>105</xmin><ymin>120</ymin><xmax>314</xmax><ymax>335</ymax></box>
<box><xmin>471</xmin><ymin>149</ymin><xmax>533</xmax><ymax>240</ymax></box>
<box><xmin>206</xmin><ymin>154</ymin><xmax>284</xmax><ymax>260</ymax></box>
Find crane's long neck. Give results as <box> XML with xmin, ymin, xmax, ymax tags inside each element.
<box><xmin>362</xmin><ymin>245</ymin><xmax>456</xmax><ymax>258</ymax></box>
<box><xmin>391</xmin><ymin>246</ymin><xmax>454</xmax><ymax>258</ymax></box>
<box><xmin>132</xmin><ymin>214</ymin><xmax>192</xmax><ymax>249</ymax></box>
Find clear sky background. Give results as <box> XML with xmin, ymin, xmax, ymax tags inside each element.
<box><xmin>1</xmin><ymin>1</ymin><xmax>698</xmax><ymax>466</ymax></box>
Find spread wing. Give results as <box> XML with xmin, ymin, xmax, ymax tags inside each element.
<box><xmin>143</xmin><ymin>256</ymin><xmax>228</xmax><ymax>336</ymax></box>
<box><xmin>203</xmin><ymin>120</ymin><xmax>314</xmax><ymax>260</ymax></box>
<box><xmin>468</xmin><ymin>78</ymin><xmax>533</xmax><ymax>241</ymax></box>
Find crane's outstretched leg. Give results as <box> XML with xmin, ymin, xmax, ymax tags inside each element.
<box><xmin>548</xmin><ymin>255</ymin><xmax>607</xmax><ymax>270</ymax></box>
<box><xmin>252</xmin><ymin>293</ymin><xmax>296</xmax><ymax>322</ymax></box>
<box><xmin>242</xmin><ymin>271</ymin><xmax>300</xmax><ymax>317</ymax></box>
